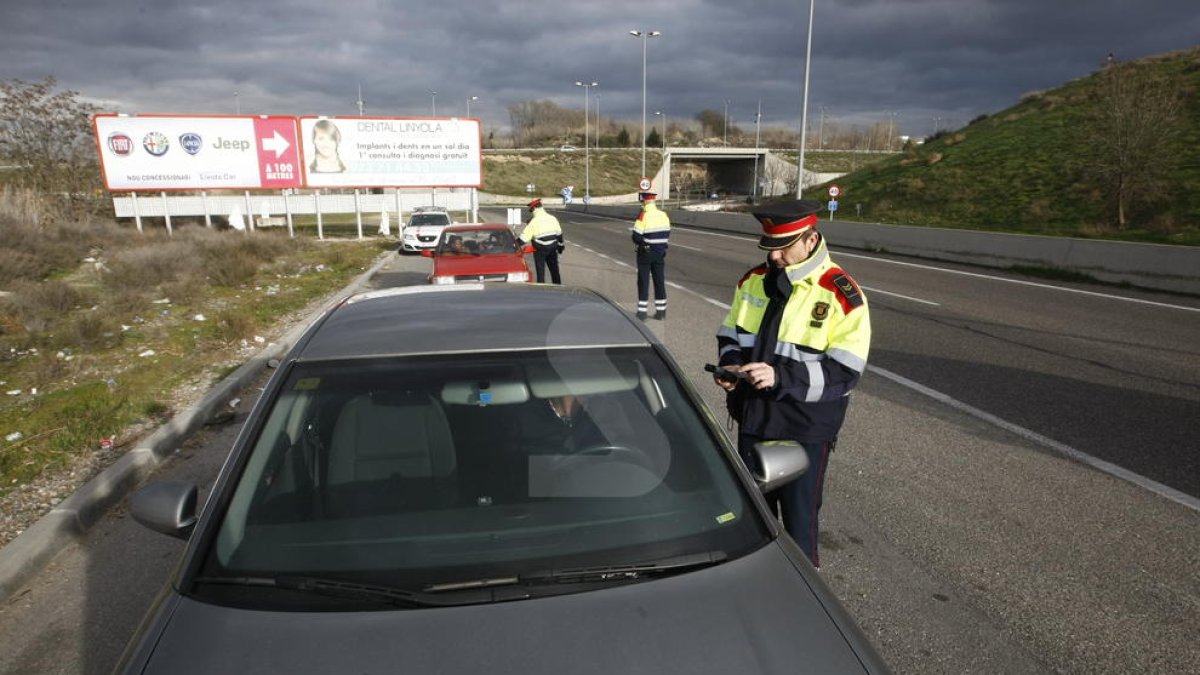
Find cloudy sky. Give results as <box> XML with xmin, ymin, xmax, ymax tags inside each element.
<box><xmin>4</xmin><ymin>0</ymin><xmax>1197</xmax><ymax>140</ymax></box>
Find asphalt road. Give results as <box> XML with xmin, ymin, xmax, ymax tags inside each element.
<box><xmin>1</xmin><ymin>210</ymin><xmax>1197</xmax><ymax>674</ymax></box>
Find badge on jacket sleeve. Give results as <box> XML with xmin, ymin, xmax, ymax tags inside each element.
<box><xmin>811</xmin><ymin>301</ymin><xmax>829</xmax><ymax>327</ymax></box>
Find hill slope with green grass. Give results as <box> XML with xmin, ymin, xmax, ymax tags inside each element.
<box><xmin>813</xmin><ymin>46</ymin><xmax>1200</xmax><ymax>245</ymax></box>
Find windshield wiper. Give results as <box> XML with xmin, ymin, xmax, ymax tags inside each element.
<box><xmin>194</xmin><ymin>575</ymin><xmax>453</xmax><ymax>607</ymax></box>
<box><xmin>520</xmin><ymin>551</ymin><xmax>728</xmax><ymax>584</ymax></box>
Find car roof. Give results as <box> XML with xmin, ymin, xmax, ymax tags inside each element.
<box><xmin>295</xmin><ymin>284</ymin><xmax>654</xmax><ymax>361</ymax></box>
<box><xmin>442</xmin><ymin>223</ymin><xmax>510</xmax><ymax>233</ymax></box>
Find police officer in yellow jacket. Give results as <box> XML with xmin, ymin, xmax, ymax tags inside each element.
<box><xmin>519</xmin><ymin>198</ymin><xmax>564</xmax><ymax>284</ymax></box>
<box><xmin>630</xmin><ymin>192</ymin><xmax>671</xmax><ymax>320</ymax></box>
<box><xmin>714</xmin><ymin>200</ymin><xmax>871</xmax><ymax>567</ymax></box>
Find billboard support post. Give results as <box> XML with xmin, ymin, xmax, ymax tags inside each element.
<box><xmin>315</xmin><ymin>189</ymin><xmax>324</xmax><ymax>240</ymax></box>
<box><xmin>160</xmin><ymin>191</ymin><xmax>173</xmax><ymax>236</ymax></box>
<box><xmin>354</xmin><ymin>189</ymin><xmax>364</xmax><ymax>239</ymax></box>
<box><xmin>283</xmin><ymin>189</ymin><xmax>294</xmax><ymax>238</ymax></box>
<box><xmin>201</xmin><ymin>190</ymin><xmax>212</xmax><ymax>228</ymax></box>
<box><xmin>131</xmin><ymin>192</ymin><xmax>143</xmax><ymax>234</ymax></box>
<box><xmin>244</xmin><ymin>191</ymin><xmax>254</xmax><ymax>233</ymax></box>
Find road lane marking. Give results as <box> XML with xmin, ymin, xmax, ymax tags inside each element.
<box><xmin>835</xmin><ymin>251</ymin><xmax>1200</xmax><ymax>313</ymax></box>
<box><xmin>861</xmin><ymin>286</ymin><xmax>940</xmax><ymax>305</ymax></box>
<box><xmin>868</xmin><ymin>365</ymin><xmax>1200</xmax><ymax>514</ymax></box>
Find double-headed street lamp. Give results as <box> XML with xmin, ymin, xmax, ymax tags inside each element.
<box><xmin>629</xmin><ymin>29</ymin><xmax>661</xmax><ymax>180</ymax></box>
<box><xmin>466</xmin><ymin>95</ymin><xmax>479</xmax><ymax>118</ymax></box>
<box><xmin>431</xmin><ymin>91</ymin><xmax>438</xmax><ymax>116</ymax></box>
<box><xmin>576</xmin><ymin>80</ymin><xmax>598</xmax><ymax>200</ymax></box>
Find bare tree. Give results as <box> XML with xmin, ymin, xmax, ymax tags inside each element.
<box><xmin>1079</xmin><ymin>62</ymin><xmax>1185</xmax><ymax>227</ymax></box>
<box><xmin>0</xmin><ymin>77</ymin><xmax>102</xmax><ymax>221</ymax></box>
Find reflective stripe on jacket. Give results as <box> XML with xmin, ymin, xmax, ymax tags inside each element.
<box><xmin>715</xmin><ymin>237</ymin><xmax>871</xmax><ymax>441</ymax></box>
<box><xmin>630</xmin><ymin>202</ymin><xmax>671</xmax><ymax>253</ymax></box>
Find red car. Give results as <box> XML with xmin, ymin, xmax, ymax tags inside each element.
<box><xmin>423</xmin><ymin>224</ymin><xmax>534</xmax><ymax>284</ymax></box>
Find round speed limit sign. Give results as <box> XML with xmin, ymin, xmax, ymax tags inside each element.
<box><xmin>828</xmin><ymin>184</ymin><xmax>842</xmax><ymax>198</ymax></box>
<box><xmin>639</xmin><ymin>177</ymin><xmax>652</xmax><ymax>191</ymax></box>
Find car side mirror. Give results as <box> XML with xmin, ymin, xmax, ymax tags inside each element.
<box><xmin>130</xmin><ymin>480</ymin><xmax>199</xmax><ymax>540</ymax></box>
<box><xmin>522</xmin><ymin>244</ymin><xmax>535</xmax><ymax>254</ymax></box>
<box><xmin>420</xmin><ymin>249</ymin><xmax>434</xmax><ymax>258</ymax></box>
<box><xmin>750</xmin><ymin>441</ymin><xmax>809</xmax><ymax>493</ymax></box>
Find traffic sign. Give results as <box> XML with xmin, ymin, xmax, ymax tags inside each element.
<box><xmin>828</xmin><ymin>184</ymin><xmax>842</xmax><ymax>198</ymax></box>
<box><xmin>639</xmin><ymin>177</ymin><xmax>652</xmax><ymax>191</ymax></box>
<box><xmin>828</xmin><ymin>200</ymin><xmax>839</xmax><ymax>211</ymax></box>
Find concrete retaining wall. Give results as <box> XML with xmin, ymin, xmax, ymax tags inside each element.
<box><xmin>566</xmin><ymin>204</ymin><xmax>1200</xmax><ymax>296</ymax></box>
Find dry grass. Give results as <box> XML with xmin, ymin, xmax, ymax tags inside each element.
<box><xmin>0</xmin><ymin>211</ymin><xmax>387</xmax><ymax>500</ymax></box>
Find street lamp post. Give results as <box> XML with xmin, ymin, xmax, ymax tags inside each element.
<box><xmin>796</xmin><ymin>0</ymin><xmax>815</xmax><ymax>199</ymax></box>
<box><xmin>629</xmin><ymin>29</ymin><xmax>661</xmax><ymax>179</ymax></box>
<box><xmin>654</xmin><ymin>111</ymin><xmax>666</xmax><ymax>152</ymax></box>
<box><xmin>466</xmin><ymin>95</ymin><xmax>478</xmax><ymax>118</ymax></box>
<box><xmin>575</xmin><ymin>81</ymin><xmax>598</xmax><ymax>200</ymax></box>
<box><xmin>753</xmin><ymin>99</ymin><xmax>762</xmax><ymax>199</ymax></box>
<box><xmin>431</xmin><ymin>91</ymin><xmax>437</xmax><ymax>116</ymax></box>
<box><xmin>234</xmin><ymin>91</ymin><xmax>240</xmax><ymax>114</ymax></box>
<box><xmin>723</xmin><ymin>98</ymin><xmax>731</xmax><ymax>146</ymax></box>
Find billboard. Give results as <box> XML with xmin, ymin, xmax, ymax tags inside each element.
<box><xmin>94</xmin><ymin>114</ymin><xmax>303</xmax><ymax>191</ymax></box>
<box><xmin>299</xmin><ymin>116</ymin><xmax>481</xmax><ymax>188</ymax></box>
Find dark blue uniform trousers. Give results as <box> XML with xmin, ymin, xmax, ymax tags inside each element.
<box><xmin>739</xmin><ymin>433</ymin><xmax>832</xmax><ymax>567</ymax></box>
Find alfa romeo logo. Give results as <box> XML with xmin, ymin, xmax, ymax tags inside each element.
<box><xmin>142</xmin><ymin>132</ymin><xmax>169</xmax><ymax>156</ymax></box>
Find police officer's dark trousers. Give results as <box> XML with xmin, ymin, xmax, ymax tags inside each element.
<box><xmin>738</xmin><ymin>433</ymin><xmax>833</xmax><ymax>567</ymax></box>
<box><xmin>533</xmin><ymin>250</ymin><xmax>561</xmax><ymax>284</ymax></box>
<box><xmin>636</xmin><ymin>249</ymin><xmax>666</xmax><ymax>317</ymax></box>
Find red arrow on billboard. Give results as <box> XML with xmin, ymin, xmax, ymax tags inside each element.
<box><xmin>253</xmin><ymin>118</ymin><xmax>302</xmax><ymax>189</ymax></box>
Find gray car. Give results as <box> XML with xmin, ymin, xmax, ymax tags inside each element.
<box><xmin>117</xmin><ymin>284</ymin><xmax>889</xmax><ymax>674</ymax></box>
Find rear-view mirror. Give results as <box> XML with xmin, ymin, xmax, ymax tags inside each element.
<box><xmin>750</xmin><ymin>441</ymin><xmax>809</xmax><ymax>493</ymax></box>
<box><xmin>130</xmin><ymin>480</ymin><xmax>199</xmax><ymax>540</ymax></box>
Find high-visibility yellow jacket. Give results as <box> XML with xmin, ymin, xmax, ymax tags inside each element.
<box><xmin>629</xmin><ymin>201</ymin><xmax>671</xmax><ymax>254</ymax></box>
<box><xmin>520</xmin><ymin>207</ymin><xmax>564</xmax><ymax>253</ymax></box>
<box><xmin>716</xmin><ymin>236</ymin><xmax>871</xmax><ymax>442</ymax></box>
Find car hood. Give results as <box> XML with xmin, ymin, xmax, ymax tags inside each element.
<box><xmin>432</xmin><ymin>253</ymin><xmax>528</xmax><ymax>276</ymax></box>
<box><xmin>405</xmin><ymin>224</ymin><xmax>448</xmax><ymax>236</ymax></box>
<box><xmin>133</xmin><ymin>543</ymin><xmax>876</xmax><ymax>674</ymax></box>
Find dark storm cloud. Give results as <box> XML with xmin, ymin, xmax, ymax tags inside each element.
<box><xmin>1</xmin><ymin>0</ymin><xmax>1195</xmax><ymax>139</ymax></box>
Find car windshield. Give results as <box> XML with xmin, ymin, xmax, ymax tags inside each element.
<box><xmin>199</xmin><ymin>347</ymin><xmax>766</xmax><ymax>605</ymax></box>
<box><xmin>408</xmin><ymin>213</ymin><xmax>450</xmax><ymax>227</ymax></box>
<box><xmin>436</xmin><ymin>228</ymin><xmax>517</xmax><ymax>255</ymax></box>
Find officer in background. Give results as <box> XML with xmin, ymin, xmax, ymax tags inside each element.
<box><xmin>713</xmin><ymin>200</ymin><xmax>871</xmax><ymax>567</ymax></box>
<box><xmin>630</xmin><ymin>192</ymin><xmax>671</xmax><ymax>320</ymax></box>
<box><xmin>519</xmin><ymin>198</ymin><xmax>564</xmax><ymax>284</ymax></box>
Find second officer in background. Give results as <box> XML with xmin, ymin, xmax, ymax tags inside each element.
<box><xmin>630</xmin><ymin>191</ymin><xmax>671</xmax><ymax>320</ymax></box>
<box><xmin>519</xmin><ymin>198</ymin><xmax>564</xmax><ymax>284</ymax></box>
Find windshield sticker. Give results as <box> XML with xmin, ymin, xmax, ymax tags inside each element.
<box><xmin>294</xmin><ymin>377</ymin><xmax>321</xmax><ymax>391</ymax></box>
<box><xmin>715</xmin><ymin>512</ymin><xmax>736</xmax><ymax>524</ymax></box>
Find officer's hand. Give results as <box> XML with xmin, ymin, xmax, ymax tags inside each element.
<box><xmin>742</xmin><ymin>362</ymin><xmax>777</xmax><ymax>390</ymax></box>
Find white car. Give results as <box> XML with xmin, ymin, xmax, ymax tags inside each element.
<box><xmin>400</xmin><ymin>207</ymin><xmax>454</xmax><ymax>253</ymax></box>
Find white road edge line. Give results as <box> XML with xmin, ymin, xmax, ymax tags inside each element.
<box><xmin>660</xmin><ymin>261</ymin><xmax>1198</xmax><ymax>512</ymax></box>
<box><xmin>861</xmin><ymin>286</ymin><xmax>940</xmax><ymax>306</ymax></box>
<box><xmin>868</xmin><ymin>365</ymin><xmax>1200</xmax><ymax>514</ymax></box>
<box><xmin>834</xmin><ymin>251</ymin><xmax>1199</xmax><ymax>313</ymax></box>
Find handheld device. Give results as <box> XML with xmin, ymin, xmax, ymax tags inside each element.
<box><xmin>704</xmin><ymin>363</ymin><xmax>746</xmax><ymax>384</ymax></box>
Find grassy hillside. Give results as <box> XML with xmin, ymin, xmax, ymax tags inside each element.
<box><xmin>814</xmin><ymin>46</ymin><xmax>1200</xmax><ymax>245</ymax></box>
<box><xmin>482</xmin><ymin>149</ymin><xmax>663</xmax><ymax>198</ymax></box>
